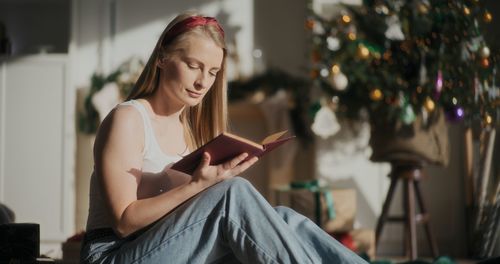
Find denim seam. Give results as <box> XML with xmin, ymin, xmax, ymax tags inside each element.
<box><xmin>130</xmin><ymin>213</ymin><xmax>222</xmax><ymax>263</ymax></box>
<box><xmin>227</xmin><ymin>216</ymin><xmax>280</xmax><ymax>264</ymax></box>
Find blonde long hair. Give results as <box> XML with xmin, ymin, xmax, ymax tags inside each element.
<box><xmin>126</xmin><ymin>12</ymin><xmax>227</xmax><ymax>151</ymax></box>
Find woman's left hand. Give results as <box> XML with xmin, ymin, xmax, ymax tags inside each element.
<box><xmin>191</xmin><ymin>152</ymin><xmax>259</xmax><ymax>189</ymax></box>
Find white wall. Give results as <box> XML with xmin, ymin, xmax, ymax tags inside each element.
<box><xmin>72</xmin><ymin>0</ymin><xmax>254</xmax><ymax>88</ymax></box>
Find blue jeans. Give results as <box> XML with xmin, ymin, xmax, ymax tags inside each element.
<box><xmin>80</xmin><ymin>178</ymin><xmax>368</xmax><ymax>263</ymax></box>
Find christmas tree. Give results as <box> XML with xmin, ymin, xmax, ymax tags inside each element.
<box><xmin>308</xmin><ymin>0</ymin><xmax>498</xmax><ymax>128</ymax></box>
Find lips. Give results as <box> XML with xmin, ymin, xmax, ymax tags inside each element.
<box><xmin>186</xmin><ymin>89</ymin><xmax>202</xmax><ymax>98</ymax></box>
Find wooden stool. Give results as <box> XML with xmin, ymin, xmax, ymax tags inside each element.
<box><xmin>375</xmin><ymin>160</ymin><xmax>439</xmax><ymax>259</ymax></box>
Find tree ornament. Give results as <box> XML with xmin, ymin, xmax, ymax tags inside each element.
<box><xmin>481</xmin><ymin>58</ymin><xmax>490</xmax><ymax>68</ymax></box>
<box><xmin>330</xmin><ymin>70</ymin><xmax>349</xmax><ymax>91</ymax></box>
<box><xmin>375</xmin><ymin>4</ymin><xmax>389</xmax><ymax>15</ymax></box>
<box><xmin>434</xmin><ymin>70</ymin><xmax>443</xmax><ymax>99</ymax></box>
<box><xmin>319</xmin><ymin>67</ymin><xmax>329</xmax><ymax>77</ymax></box>
<box><xmin>424</xmin><ymin>97</ymin><xmax>435</xmax><ymax>112</ymax></box>
<box><xmin>399</xmin><ymin>93</ymin><xmax>416</xmax><ymax>124</ymax></box>
<box><xmin>347</xmin><ymin>32</ymin><xmax>357</xmax><ymax>41</ymax></box>
<box><xmin>484</xmin><ymin>11</ymin><xmax>493</xmax><ymax>23</ymax></box>
<box><xmin>401</xmin><ymin>104</ymin><xmax>416</xmax><ymax>124</ymax></box>
<box><xmin>313</xmin><ymin>22</ymin><xmax>325</xmax><ymax>35</ymax></box>
<box><xmin>446</xmin><ymin>106</ymin><xmax>465</xmax><ymax>122</ymax></box>
<box><xmin>327</xmin><ymin>36</ymin><xmax>341</xmax><ymax>51</ymax></box>
<box><xmin>385</xmin><ymin>15</ymin><xmax>405</xmax><ymax>41</ymax></box>
<box><xmin>311</xmin><ymin>105</ymin><xmax>341</xmax><ymax>139</ymax></box>
<box><xmin>305</xmin><ymin>19</ymin><xmax>315</xmax><ymax>30</ymax></box>
<box><xmin>463</xmin><ymin>7</ymin><xmax>471</xmax><ymax>16</ymax></box>
<box><xmin>369</xmin><ymin>88</ymin><xmax>383</xmax><ymax>101</ymax></box>
<box><xmin>357</xmin><ymin>44</ymin><xmax>370</xmax><ymax>59</ymax></box>
<box><xmin>480</xmin><ymin>46</ymin><xmax>490</xmax><ymax>58</ymax></box>
<box><xmin>484</xmin><ymin>112</ymin><xmax>493</xmax><ymax>125</ymax></box>
<box><xmin>341</xmin><ymin>14</ymin><xmax>352</xmax><ymax>24</ymax></box>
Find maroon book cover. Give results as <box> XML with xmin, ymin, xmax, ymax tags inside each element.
<box><xmin>170</xmin><ymin>130</ymin><xmax>294</xmax><ymax>175</ymax></box>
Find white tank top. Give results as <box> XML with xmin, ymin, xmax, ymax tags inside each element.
<box><xmin>86</xmin><ymin>100</ymin><xmax>190</xmax><ymax>231</ymax></box>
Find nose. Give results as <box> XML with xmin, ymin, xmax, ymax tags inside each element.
<box><xmin>194</xmin><ymin>71</ymin><xmax>211</xmax><ymax>90</ymax></box>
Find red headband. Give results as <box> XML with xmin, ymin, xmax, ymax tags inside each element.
<box><xmin>163</xmin><ymin>16</ymin><xmax>225</xmax><ymax>45</ymax></box>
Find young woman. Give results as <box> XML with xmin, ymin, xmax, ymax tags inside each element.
<box><xmin>81</xmin><ymin>12</ymin><xmax>368</xmax><ymax>264</ymax></box>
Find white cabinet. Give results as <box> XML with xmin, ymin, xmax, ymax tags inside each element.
<box><xmin>0</xmin><ymin>55</ymin><xmax>75</xmax><ymax>250</ymax></box>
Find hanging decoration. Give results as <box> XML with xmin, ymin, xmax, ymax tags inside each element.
<box><xmin>306</xmin><ymin>0</ymin><xmax>498</xmax><ymax>127</ymax></box>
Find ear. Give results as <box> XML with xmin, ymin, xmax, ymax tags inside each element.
<box><xmin>157</xmin><ymin>56</ymin><xmax>168</xmax><ymax>69</ymax></box>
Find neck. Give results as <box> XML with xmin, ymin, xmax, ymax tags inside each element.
<box><xmin>144</xmin><ymin>92</ymin><xmax>184</xmax><ymax>122</ymax></box>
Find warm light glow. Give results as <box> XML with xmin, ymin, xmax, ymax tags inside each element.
<box><xmin>331</xmin><ymin>64</ymin><xmax>340</xmax><ymax>74</ymax></box>
<box><xmin>484</xmin><ymin>11</ymin><xmax>493</xmax><ymax>23</ymax></box>
<box><xmin>485</xmin><ymin>114</ymin><xmax>492</xmax><ymax>124</ymax></box>
<box><xmin>463</xmin><ymin>7</ymin><xmax>470</xmax><ymax>16</ymax></box>
<box><xmin>342</xmin><ymin>15</ymin><xmax>351</xmax><ymax>23</ymax></box>
<box><xmin>424</xmin><ymin>97</ymin><xmax>435</xmax><ymax>111</ymax></box>
<box><xmin>358</xmin><ymin>45</ymin><xmax>370</xmax><ymax>58</ymax></box>
<box><xmin>348</xmin><ymin>32</ymin><xmax>357</xmax><ymax>41</ymax></box>
<box><xmin>370</xmin><ymin>88</ymin><xmax>383</xmax><ymax>101</ymax></box>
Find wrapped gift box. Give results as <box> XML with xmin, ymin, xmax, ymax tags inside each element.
<box><xmin>332</xmin><ymin>229</ymin><xmax>375</xmax><ymax>260</ymax></box>
<box><xmin>351</xmin><ymin>228</ymin><xmax>375</xmax><ymax>260</ymax></box>
<box><xmin>274</xmin><ymin>184</ymin><xmax>356</xmax><ymax>233</ymax></box>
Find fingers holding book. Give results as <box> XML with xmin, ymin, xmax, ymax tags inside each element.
<box><xmin>192</xmin><ymin>152</ymin><xmax>259</xmax><ymax>189</ymax></box>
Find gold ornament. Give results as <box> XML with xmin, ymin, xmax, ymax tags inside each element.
<box><xmin>424</xmin><ymin>97</ymin><xmax>435</xmax><ymax>112</ymax></box>
<box><xmin>358</xmin><ymin>44</ymin><xmax>370</xmax><ymax>59</ymax></box>
<box><xmin>463</xmin><ymin>7</ymin><xmax>471</xmax><ymax>16</ymax></box>
<box><xmin>341</xmin><ymin>15</ymin><xmax>351</xmax><ymax>24</ymax></box>
<box><xmin>347</xmin><ymin>32</ymin><xmax>357</xmax><ymax>41</ymax></box>
<box><xmin>484</xmin><ymin>113</ymin><xmax>493</xmax><ymax>125</ymax></box>
<box><xmin>370</xmin><ymin>88</ymin><xmax>383</xmax><ymax>101</ymax></box>
<box><xmin>331</xmin><ymin>64</ymin><xmax>340</xmax><ymax>75</ymax></box>
<box><xmin>484</xmin><ymin>11</ymin><xmax>493</xmax><ymax>23</ymax></box>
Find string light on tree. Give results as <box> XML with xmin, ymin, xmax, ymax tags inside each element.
<box><xmin>307</xmin><ymin>0</ymin><xmax>497</xmax><ymax>127</ymax></box>
<box><xmin>370</xmin><ymin>88</ymin><xmax>383</xmax><ymax>101</ymax></box>
<box><xmin>483</xmin><ymin>11</ymin><xmax>493</xmax><ymax>23</ymax></box>
<box><xmin>357</xmin><ymin>44</ymin><xmax>370</xmax><ymax>59</ymax></box>
<box><xmin>424</xmin><ymin>97</ymin><xmax>436</xmax><ymax>112</ymax></box>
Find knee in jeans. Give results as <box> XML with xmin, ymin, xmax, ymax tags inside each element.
<box><xmin>223</xmin><ymin>177</ymin><xmax>253</xmax><ymax>191</ymax></box>
<box><xmin>274</xmin><ymin>206</ymin><xmax>295</xmax><ymax>216</ymax></box>
<box><xmin>274</xmin><ymin>206</ymin><xmax>306</xmax><ymax>221</ymax></box>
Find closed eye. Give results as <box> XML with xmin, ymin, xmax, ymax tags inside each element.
<box><xmin>187</xmin><ymin>63</ymin><xmax>199</xmax><ymax>69</ymax></box>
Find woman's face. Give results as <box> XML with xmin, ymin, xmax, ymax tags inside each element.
<box><xmin>159</xmin><ymin>33</ymin><xmax>224</xmax><ymax>108</ymax></box>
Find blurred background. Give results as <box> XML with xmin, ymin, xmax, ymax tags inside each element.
<box><xmin>0</xmin><ymin>0</ymin><xmax>498</xmax><ymax>262</ymax></box>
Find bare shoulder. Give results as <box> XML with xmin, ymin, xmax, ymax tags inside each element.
<box><xmin>94</xmin><ymin>104</ymin><xmax>144</xmax><ymax>153</ymax></box>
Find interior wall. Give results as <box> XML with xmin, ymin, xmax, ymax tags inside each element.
<box><xmin>0</xmin><ymin>0</ymin><xmax>69</xmax><ymax>55</ymax></box>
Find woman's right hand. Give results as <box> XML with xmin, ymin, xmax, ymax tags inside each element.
<box><xmin>191</xmin><ymin>152</ymin><xmax>258</xmax><ymax>189</ymax></box>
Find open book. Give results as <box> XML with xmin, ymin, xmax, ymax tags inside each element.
<box><xmin>170</xmin><ymin>130</ymin><xmax>295</xmax><ymax>175</ymax></box>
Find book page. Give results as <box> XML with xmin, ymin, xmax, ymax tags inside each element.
<box><xmin>260</xmin><ymin>130</ymin><xmax>288</xmax><ymax>145</ymax></box>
